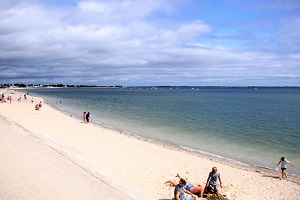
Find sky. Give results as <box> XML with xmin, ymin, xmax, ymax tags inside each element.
<box><xmin>0</xmin><ymin>0</ymin><xmax>299</xmax><ymax>86</ymax></box>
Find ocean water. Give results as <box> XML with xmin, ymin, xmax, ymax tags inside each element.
<box><xmin>28</xmin><ymin>87</ymin><xmax>300</xmax><ymax>178</ymax></box>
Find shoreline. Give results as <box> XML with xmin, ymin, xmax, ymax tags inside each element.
<box><xmin>32</xmin><ymin>89</ymin><xmax>300</xmax><ymax>182</ymax></box>
<box><xmin>1</xmin><ymin>89</ymin><xmax>300</xmax><ymax>199</ymax></box>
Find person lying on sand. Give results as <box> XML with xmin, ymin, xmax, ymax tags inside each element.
<box><xmin>165</xmin><ymin>174</ymin><xmax>205</xmax><ymax>198</ymax></box>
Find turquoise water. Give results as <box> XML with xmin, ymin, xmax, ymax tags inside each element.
<box><xmin>29</xmin><ymin>87</ymin><xmax>300</xmax><ymax>178</ymax></box>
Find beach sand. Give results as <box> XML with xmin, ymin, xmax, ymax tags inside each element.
<box><xmin>1</xmin><ymin>89</ymin><xmax>299</xmax><ymax>200</ymax></box>
<box><xmin>0</xmin><ymin>115</ymin><xmax>132</xmax><ymax>200</ymax></box>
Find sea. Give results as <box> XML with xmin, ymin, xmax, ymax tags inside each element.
<box><xmin>28</xmin><ymin>87</ymin><xmax>300</xmax><ymax>179</ymax></box>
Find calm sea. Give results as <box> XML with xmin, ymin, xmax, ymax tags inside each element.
<box><xmin>28</xmin><ymin>87</ymin><xmax>300</xmax><ymax>178</ymax></box>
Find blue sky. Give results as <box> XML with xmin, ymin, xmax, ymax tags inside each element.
<box><xmin>0</xmin><ymin>0</ymin><xmax>299</xmax><ymax>86</ymax></box>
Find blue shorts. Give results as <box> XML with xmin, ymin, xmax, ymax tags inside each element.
<box><xmin>209</xmin><ymin>184</ymin><xmax>218</xmax><ymax>190</ymax></box>
<box><xmin>184</xmin><ymin>184</ymin><xmax>194</xmax><ymax>191</ymax></box>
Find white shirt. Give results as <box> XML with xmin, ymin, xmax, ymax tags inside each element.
<box><xmin>279</xmin><ymin>159</ymin><xmax>291</xmax><ymax>169</ymax></box>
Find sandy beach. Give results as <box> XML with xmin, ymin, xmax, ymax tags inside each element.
<box><xmin>1</xmin><ymin>89</ymin><xmax>299</xmax><ymax>200</ymax></box>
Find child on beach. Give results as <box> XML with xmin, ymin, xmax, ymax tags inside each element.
<box><xmin>277</xmin><ymin>157</ymin><xmax>295</xmax><ymax>179</ymax></box>
<box><xmin>174</xmin><ymin>178</ymin><xmax>197</xmax><ymax>200</ymax></box>
<box><xmin>206</xmin><ymin>167</ymin><xmax>222</xmax><ymax>194</ymax></box>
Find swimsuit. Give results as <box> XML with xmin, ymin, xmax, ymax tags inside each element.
<box><xmin>184</xmin><ymin>184</ymin><xmax>194</xmax><ymax>191</ymax></box>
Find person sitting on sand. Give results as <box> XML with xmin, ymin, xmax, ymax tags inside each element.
<box><xmin>206</xmin><ymin>167</ymin><xmax>222</xmax><ymax>194</ymax></box>
<box><xmin>174</xmin><ymin>178</ymin><xmax>197</xmax><ymax>200</ymax></box>
<box><xmin>39</xmin><ymin>101</ymin><xmax>42</xmax><ymax>108</ymax></box>
<box><xmin>277</xmin><ymin>156</ymin><xmax>295</xmax><ymax>180</ymax></box>
<box><xmin>35</xmin><ymin>104</ymin><xmax>40</xmax><ymax>110</ymax></box>
<box><xmin>165</xmin><ymin>174</ymin><xmax>205</xmax><ymax>198</ymax></box>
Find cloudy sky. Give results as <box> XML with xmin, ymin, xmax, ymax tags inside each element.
<box><xmin>0</xmin><ymin>0</ymin><xmax>299</xmax><ymax>86</ymax></box>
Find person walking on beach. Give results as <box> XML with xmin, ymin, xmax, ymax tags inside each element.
<box><xmin>83</xmin><ymin>112</ymin><xmax>86</xmax><ymax>123</ymax></box>
<box><xmin>206</xmin><ymin>167</ymin><xmax>222</xmax><ymax>194</ymax></box>
<box><xmin>277</xmin><ymin>157</ymin><xmax>295</xmax><ymax>180</ymax></box>
<box><xmin>86</xmin><ymin>112</ymin><xmax>90</xmax><ymax>123</ymax></box>
<box><xmin>174</xmin><ymin>178</ymin><xmax>197</xmax><ymax>200</ymax></box>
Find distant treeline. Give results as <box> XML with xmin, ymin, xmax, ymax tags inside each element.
<box><xmin>1</xmin><ymin>84</ymin><xmax>298</xmax><ymax>89</ymax></box>
<box><xmin>0</xmin><ymin>83</ymin><xmax>123</xmax><ymax>88</ymax></box>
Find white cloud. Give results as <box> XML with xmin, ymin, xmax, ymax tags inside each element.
<box><xmin>0</xmin><ymin>0</ymin><xmax>299</xmax><ymax>86</ymax></box>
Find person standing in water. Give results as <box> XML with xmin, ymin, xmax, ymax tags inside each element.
<box><xmin>277</xmin><ymin>157</ymin><xmax>295</xmax><ymax>179</ymax></box>
<box><xmin>83</xmin><ymin>112</ymin><xmax>87</xmax><ymax>123</ymax></box>
<box><xmin>86</xmin><ymin>112</ymin><xmax>90</xmax><ymax>123</ymax></box>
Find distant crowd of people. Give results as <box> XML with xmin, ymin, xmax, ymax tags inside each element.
<box><xmin>0</xmin><ymin>91</ymin><xmax>42</xmax><ymax>111</ymax></box>
<box><xmin>1</xmin><ymin>92</ymin><xmax>28</xmax><ymax>104</ymax></box>
<box><xmin>1</xmin><ymin>93</ymin><xmax>12</xmax><ymax>104</ymax></box>
<box><xmin>1</xmin><ymin>91</ymin><xmax>93</xmax><ymax>126</ymax></box>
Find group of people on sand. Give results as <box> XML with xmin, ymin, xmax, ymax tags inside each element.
<box><xmin>168</xmin><ymin>156</ymin><xmax>295</xmax><ymax>200</ymax></box>
<box><xmin>35</xmin><ymin>101</ymin><xmax>42</xmax><ymax>110</ymax></box>
<box><xmin>0</xmin><ymin>94</ymin><xmax>12</xmax><ymax>104</ymax></box>
<box><xmin>166</xmin><ymin>167</ymin><xmax>222</xmax><ymax>200</ymax></box>
<box><xmin>83</xmin><ymin>111</ymin><xmax>90</xmax><ymax>123</ymax></box>
<box><xmin>1</xmin><ymin>92</ymin><xmax>29</xmax><ymax>104</ymax></box>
